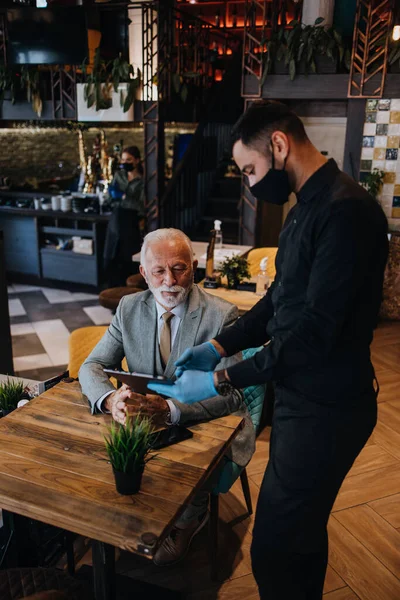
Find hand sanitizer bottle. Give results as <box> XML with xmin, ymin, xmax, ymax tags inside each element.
<box><xmin>214</xmin><ymin>220</ymin><xmax>223</xmax><ymax>249</ymax></box>
<box><xmin>256</xmin><ymin>257</ymin><xmax>270</xmax><ymax>296</ymax></box>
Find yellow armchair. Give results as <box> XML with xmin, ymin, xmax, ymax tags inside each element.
<box><xmin>247</xmin><ymin>247</ymin><xmax>278</xmax><ymax>281</ymax></box>
<box><xmin>68</xmin><ymin>326</ymin><xmax>128</xmax><ymax>382</ymax></box>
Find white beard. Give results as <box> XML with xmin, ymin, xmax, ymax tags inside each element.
<box><xmin>148</xmin><ymin>282</ymin><xmax>192</xmax><ymax>309</ymax></box>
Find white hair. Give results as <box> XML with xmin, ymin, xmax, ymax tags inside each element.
<box><xmin>140</xmin><ymin>228</ymin><xmax>194</xmax><ymax>269</ymax></box>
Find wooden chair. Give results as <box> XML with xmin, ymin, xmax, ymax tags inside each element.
<box><xmin>209</xmin><ymin>346</ymin><xmax>267</xmax><ymax>580</ymax></box>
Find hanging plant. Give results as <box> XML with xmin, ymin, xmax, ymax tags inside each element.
<box><xmin>261</xmin><ymin>18</ymin><xmax>351</xmax><ymax>84</ymax></box>
<box><xmin>0</xmin><ymin>65</ymin><xmax>43</xmax><ymax>117</ymax></box>
<box><xmin>81</xmin><ymin>48</ymin><xmax>141</xmax><ymax>113</ymax></box>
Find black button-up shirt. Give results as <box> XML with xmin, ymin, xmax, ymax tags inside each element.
<box><xmin>216</xmin><ymin>160</ymin><xmax>389</xmax><ymax>407</ymax></box>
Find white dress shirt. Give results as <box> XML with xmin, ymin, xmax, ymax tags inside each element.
<box><xmin>96</xmin><ymin>299</ymin><xmax>186</xmax><ymax>423</ymax></box>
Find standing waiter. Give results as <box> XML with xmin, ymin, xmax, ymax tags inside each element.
<box><xmin>149</xmin><ymin>101</ymin><xmax>389</xmax><ymax>599</ymax></box>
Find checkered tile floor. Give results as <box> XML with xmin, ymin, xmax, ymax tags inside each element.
<box><xmin>7</xmin><ymin>284</ymin><xmax>113</xmax><ymax>381</ymax></box>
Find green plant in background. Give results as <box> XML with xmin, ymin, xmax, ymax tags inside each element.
<box><xmin>104</xmin><ymin>413</ymin><xmax>155</xmax><ymax>474</ymax></box>
<box><xmin>0</xmin><ymin>378</ymin><xmax>24</xmax><ymax>412</ymax></box>
<box><xmin>82</xmin><ymin>48</ymin><xmax>141</xmax><ymax>113</ymax></box>
<box><xmin>361</xmin><ymin>169</ymin><xmax>385</xmax><ymax>200</ymax></box>
<box><xmin>0</xmin><ymin>66</ymin><xmax>43</xmax><ymax>117</ymax></box>
<box><xmin>262</xmin><ymin>18</ymin><xmax>351</xmax><ymax>83</ymax></box>
<box><xmin>220</xmin><ymin>255</ymin><xmax>251</xmax><ymax>289</ymax></box>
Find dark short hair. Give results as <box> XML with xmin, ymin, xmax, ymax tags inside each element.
<box><xmin>231</xmin><ymin>100</ymin><xmax>308</xmax><ymax>154</ymax></box>
<box><xmin>122</xmin><ymin>145</ymin><xmax>141</xmax><ymax>160</ymax></box>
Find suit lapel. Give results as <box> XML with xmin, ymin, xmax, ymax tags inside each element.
<box><xmin>164</xmin><ymin>286</ymin><xmax>203</xmax><ymax>379</ymax></box>
<box><xmin>140</xmin><ymin>294</ymin><xmax>158</xmax><ymax>376</ymax></box>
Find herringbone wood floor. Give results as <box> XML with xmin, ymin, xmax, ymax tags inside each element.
<box><xmin>81</xmin><ymin>321</ymin><xmax>400</xmax><ymax>599</ymax></box>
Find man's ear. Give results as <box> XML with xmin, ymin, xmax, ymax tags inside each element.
<box><xmin>193</xmin><ymin>259</ymin><xmax>198</xmax><ymax>273</ymax></box>
<box><xmin>139</xmin><ymin>264</ymin><xmax>148</xmax><ymax>282</ymax></box>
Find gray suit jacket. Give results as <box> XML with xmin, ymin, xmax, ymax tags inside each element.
<box><xmin>79</xmin><ymin>285</ymin><xmax>255</xmax><ymax>467</ymax></box>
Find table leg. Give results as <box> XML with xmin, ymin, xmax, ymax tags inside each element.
<box><xmin>92</xmin><ymin>540</ymin><xmax>115</xmax><ymax>600</ymax></box>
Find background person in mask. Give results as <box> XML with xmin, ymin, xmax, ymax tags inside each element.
<box><xmin>109</xmin><ymin>145</ymin><xmax>145</xmax><ymax>217</ymax></box>
<box><xmin>149</xmin><ymin>101</ymin><xmax>389</xmax><ymax>599</ymax></box>
<box><xmin>104</xmin><ymin>146</ymin><xmax>145</xmax><ymax>287</ymax></box>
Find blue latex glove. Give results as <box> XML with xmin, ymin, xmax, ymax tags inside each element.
<box><xmin>148</xmin><ymin>370</ymin><xmax>217</xmax><ymax>405</ymax></box>
<box><xmin>174</xmin><ymin>342</ymin><xmax>221</xmax><ymax>378</ymax></box>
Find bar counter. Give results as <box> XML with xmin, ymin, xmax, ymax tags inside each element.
<box><xmin>0</xmin><ymin>193</ymin><xmax>110</xmax><ymax>288</ymax></box>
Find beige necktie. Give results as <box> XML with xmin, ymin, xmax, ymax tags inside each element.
<box><xmin>160</xmin><ymin>312</ymin><xmax>174</xmax><ymax>367</ymax></box>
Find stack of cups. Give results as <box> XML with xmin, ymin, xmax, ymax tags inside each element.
<box><xmin>61</xmin><ymin>196</ymin><xmax>72</xmax><ymax>212</ymax></box>
<box><xmin>51</xmin><ymin>196</ymin><xmax>61</xmax><ymax>211</ymax></box>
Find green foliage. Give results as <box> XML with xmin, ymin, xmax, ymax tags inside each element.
<box><xmin>0</xmin><ymin>66</ymin><xmax>43</xmax><ymax>117</ymax></box>
<box><xmin>361</xmin><ymin>169</ymin><xmax>385</xmax><ymax>200</ymax></box>
<box><xmin>220</xmin><ymin>256</ymin><xmax>251</xmax><ymax>288</ymax></box>
<box><xmin>261</xmin><ymin>18</ymin><xmax>350</xmax><ymax>84</ymax></box>
<box><xmin>82</xmin><ymin>48</ymin><xmax>141</xmax><ymax>113</ymax></box>
<box><xmin>0</xmin><ymin>378</ymin><xmax>24</xmax><ymax>411</ymax></box>
<box><xmin>104</xmin><ymin>414</ymin><xmax>155</xmax><ymax>474</ymax></box>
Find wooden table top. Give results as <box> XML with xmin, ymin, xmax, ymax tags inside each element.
<box><xmin>200</xmin><ymin>281</ymin><xmax>262</xmax><ymax>314</ymax></box>
<box><xmin>0</xmin><ymin>381</ymin><xmax>243</xmax><ymax>559</ymax></box>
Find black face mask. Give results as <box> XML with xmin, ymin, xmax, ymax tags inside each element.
<box><xmin>119</xmin><ymin>163</ymin><xmax>134</xmax><ymax>173</ymax></box>
<box><xmin>250</xmin><ymin>148</ymin><xmax>291</xmax><ymax>205</ymax></box>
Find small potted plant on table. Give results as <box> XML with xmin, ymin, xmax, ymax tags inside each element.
<box><xmin>105</xmin><ymin>414</ymin><xmax>155</xmax><ymax>495</ymax></box>
<box><xmin>220</xmin><ymin>255</ymin><xmax>251</xmax><ymax>289</ymax></box>
<box><xmin>0</xmin><ymin>378</ymin><xmax>28</xmax><ymax>418</ymax></box>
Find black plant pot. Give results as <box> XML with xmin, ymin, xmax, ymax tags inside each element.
<box><xmin>0</xmin><ymin>408</ymin><xmax>15</xmax><ymax>418</ymax></box>
<box><xmin>226</xmin><ymin>278</ymin><xmax>240</xmax><ymax>290</ymax></box>
<box><xmin>112</xmin><ymin>467</ymin><xmax>144</xmax><ymax>495</ymax></box>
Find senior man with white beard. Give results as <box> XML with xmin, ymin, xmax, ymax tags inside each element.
<box><xmin>79</xmin><ymin>228</ymin><xmax>255</xmax><ymax>566</ymax></box>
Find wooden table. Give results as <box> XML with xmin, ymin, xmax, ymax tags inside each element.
<box><xmin>200</xmin><ymin>281</ymin><xmax>261</xmax><ymax>314</ymax></box>
<box><xmin>132</xmin><ymin>242</ymin><xmax>253</xmax><ymax>270</ymax></box>
<box><xmin>0</xmin><ymin>380</ymin><xmax>243</xmax><ymax>599</ymax></box>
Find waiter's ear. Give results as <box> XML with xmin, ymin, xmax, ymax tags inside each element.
<box><xmin>270</xmin><ymin>131</ymin><xmax>290</xmax><ymax>160</ymax></box>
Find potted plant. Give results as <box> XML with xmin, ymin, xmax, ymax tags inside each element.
<box><xmin>104</xmin><ymin>414</ymin><xmax>155</xmax><ymax>495</ymax></box>
<box><xmin>77</xmin><ymin>48</ymin><xmax>141</xmax><ymax>121</ymax></box>
<box><xmin>0</xmin><ymin>378</ymin><xmax>28</xmax><ymax>417</ymax></box>
<box><xmin>361</xmin><ymin>169</ymin><xmax>385</xmax><ymax>201</ymax></box>
<box><xmin>0</xmin><ymin>65</ymin><xmax>43</xmax><ymax>117</ymax></box>
<box><xmin>262</xmin><ymin>18</ymin><xmax>350</xmax><ymax>83</ymax></box>
<box><xmin>220</xmin><ymin>255</ymin><xmax>251</xmax><ymax>289</ymax></box>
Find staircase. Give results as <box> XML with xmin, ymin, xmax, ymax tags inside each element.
<box><xmin>191</xmin><ymin>157</ymin><xmax>241</xmax><ymax>244</ymax></box>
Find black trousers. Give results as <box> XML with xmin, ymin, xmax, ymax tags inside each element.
<box><xmin>251</xmin><ymin>384</ymin><xmax>377</xmax><ymax>600</ymax></box>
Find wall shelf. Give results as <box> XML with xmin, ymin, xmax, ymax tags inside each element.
<box><xmin>40</xmin><ymin>226</ymin><xmax>94</xmax><ymax>238</ymax></box>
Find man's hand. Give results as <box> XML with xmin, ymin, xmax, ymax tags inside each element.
<box><xmin>104</xmin><ymin>385</ymin><xmax>169</xmax><ymax>426</ymax></box>
<box><xmin>104</xmin><ymin>384</ymin><xmax>133</xmax><ymax>425</ymax></box>
<box><xmin>125</xmin><ymin>392</ymin><xmax>169</xmax><ymax>427</ymax></box>
<box><xmin>174</xmin><ymin>341</ymin><xmax>223</xmax><ymax>377</ymax></box>
<box><xmin>148</xmin><ymin>370</ymin><xmax>217</xmax><ymax>405</ymax></box>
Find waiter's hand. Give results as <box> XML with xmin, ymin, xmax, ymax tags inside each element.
<box><xmin>174</xmin><ymin>341</ymin><xmax>223</xmax><ymax>377</ymax></box>
<box><xmin>148</xmin><ymin>370</ymin><xmax>217</xmax><ymax>405</ymax></box>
